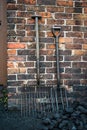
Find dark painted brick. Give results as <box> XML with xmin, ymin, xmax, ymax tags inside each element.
<box><xmin>8</xmin><ymin>75</ymin><xmax>16</xmax><ymax>80</ymax></box>
<box><xmin>37</xmin><ymin>0</ymin><xmax>56</xmax><ymax>5</ymax></box>
<box><xmin>7</xmin><ymin>0</ymin><xmax>15</xmax><ymax>3</ymax></box>
<box><xmin>64</xmin><ymin>80</ymin><xmax>80</xmax><ymax>86</ymax></box>
<box><xmin>39</xmin><ymin>38</ymin><xmax>54</xmax><ymax>43</ymax></box>
<box><xmin>7</xmin><ymin>81</ymin><xmax>24</xmax><ymax>86</ymax></box>
<box><xmin>17</xmin><ymin>50</ymin><xmax>35</xmax><ymax>55</ymax></box>
<box><xmin>17</xmin><ymin>74</ymin><xmax>35</xmax><ymax>80</ymax></box>
<box><xmin>40</xmin><ymin>62</ymin><xmax>52</xmax><ymax>67</ymax></box>
<box><xmin>64</xmin><ymin>56</ymin><xmax>81</xmax><ymax>61</ymax></box>
<box><xmin>65</xmin><ymin>68</ymin><xmax>81</xmax><ymax>74</ymax></box>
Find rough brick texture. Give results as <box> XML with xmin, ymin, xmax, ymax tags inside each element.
<box><xmin>7</xmin><ymin>0</ymin><xmax>87</xmax><ymax>108</ymax></box>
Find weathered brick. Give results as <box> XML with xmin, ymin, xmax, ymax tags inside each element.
<box><xmin>46</xmin><ymin>44</ymin><xmax>55</xmax><ymax>49</ymax></box>
<box><xmin>7</xmin><ymin>81</ymin><xmax>24</xmax><ymax>86</ymax></box>
<box><xmin>57</xmin><ymin>1</ymin><xmax>73</xmax><ymax>7</ymax></box>
<box><xmin>8</xmin><ymin>68</ymin><xmax>26</xmax><ymax>74</ymax></box>
<box><xmin>17</xmin><ymin>0</ymin><xmax>36</xmax><ymax>4</ymax></box>
<box><xmin>84</xmin><ymin>8</ymin><xmax>87</xmax><ymax>13</ymax></box>
<box><xmin>17</xmin><ymin>74</ymin><xmax>35</xmax><ymax>80</ymax></box>
<box><xmin>73</xmin><ymin>26</ymin><xmax>87</xmax><ymax>32</ymax></box>
<box><xmin>64</xmin><ymin>80</ymin><xmax>80</xmax><ymax>86</ymax></box>
<box><xmin>84</xmin><ymin>20</ymin><xmax>87</xmax><ymax>26</ymax></box>
<box><xmin>17</xmin><ymin>11</ymin><xmax>33</xmax><ymax>17</ymax></box>
<box><xmin>84</xmin><ymin>32</ymin><xmax>87</xmax><ymax>38</ymax></box>
<box><xmin>7</xmin><ymin>42</ymin><xmax>26</xmax><ymax>49</ymax></box>
<box><xmin>73</xmin><ymin>14</ymin><xmax>87</xmax><ymax>20</ymax></box>
<box><xmin>7</xmin><ymin>62</ymin><xmax>14</xmax><ymax>68</ymax></box>
<box><xmin>8</xmin><ymin>68</ymin><xmax>19</xmax><ymax>74</ymax></box>
<box><xmin>83</xmin><ymin>56</ymin><xmax>87</xmax><ymax>61</ymax></box>
<box><xmin>7</xmin><ymin>18</ymin><xmax>26</xmax><ymax>24</ymax></box>
<box><xmin>47</xmin><ymin>7</ymin><xmax>64</xmax><ymax>13</ymax></box>
<box><xmin>40</xmin><ymin>50</ymin><xmax>54</xmax><ymax>55</ymax></box>
<box><xmin>17</xmin><ymin>36</ymin><xmax>35</xmax><ymax>42</ymax></box>
<box><xmin>58</xmin><ymin>62</ymin><xmax>71</xmax><ymax>68</ymax></box>
<box><xmin>7</xmin><ymin>4</ymin><xmax>17</xmax><ymax>10</ymax></box>
<box><xmin>17</xmin><ymin>50</ymin><xmax>35</xmax><ymax>55</ymax></box>
<box><xmin>7</xmin><ymin>49</ymin><xmax>16</xmax><ymax>55</ymax></box>
<box><xmin>83</xmin><ymin>44</ymin><xmax>87</xmax><ymax>50</ymax></box>
<box><xmin>65</xmin><ymin>43</ymin><xmax>82</xmax><ymax>49</ymax></box>
<box><xmin>72</xmin><ymin>50</ymin><xmax>87</xmax><ymax>56</ymax></box>
<box><xmin>73</xmin><ymin>38</ymin><xmax>86</xmax><ymax>44</ymax></box>
<box><xmin>59</xmin><ymin>50</ymin><xmax>71</xmax><ymax>55</ymax></box>
<box><xmin>59</xmin><ymin>37</ymin><xmax>73</xmax><ymax>44</ymax></box>
<box><xmin>24</xmin><ymin>62</ymin><xmax>34</xmax><ymax>67</ymax></box>
<box><xmin>64</xmin><ymin>56</ymin><xmax>81</xmax><ymax>61</ymax></box>
<box><xmin>65</xmin><ymin>8</ymin><xmax>82</xmax><ymax>13</ymax></box>
<box><xmin>40</xmin><ymin>62</ymin><xmax>52</xmax><ymax>67</ymax></box>
<box><xmin>40</xmin><ymin>74</ymin><xmax>53</xmax><ymax>79</ymax></box>
<box><xmin>46</xmin><ymin>56</ymin><xmax>63</xmax><ymax>61</ymax></box>
<box><xmin>66</xmin><ymin>32</ymin><xmax>83</xmax><ymax>38</ymax></box>
<box><xmin>37</xmin><ymin>0</ymin><xmax>56</xmax><ymax>5</ymax></box>
<box><xmin>39</xmin><ymin>12</ymin><xmax>52</xmax><ymax>18</ymax></box>
<box><xmin>66</xmin><ymin>20</ymin><xmax>83</xmax><ymax>26</ymax></box>
<box><xmin>55</xmin><ymin>13</ymin><xmax>72</xmax><ymax>19</ymax></box>
<box><xmin>65</xmin><ymin>68</ymin><xmax>81</xmax><ymax>74</ymax></box>
<box><xmin>8</xmin><ymin>75</ymin><xmax>16</xmax><ymax>80</ymax></box>
<box><xmin>39</xmin><ymin>38</ymin><xmax>54</xmax><ymax>43</ymax></box>
<box><xmin>72</xmin><ymin>74</ymin><xmax>87</xmax><ymax>79</ymax></box>
<box><xmin>81</xmin><ymin>80</ymin><xmax>87</xmax><ymax>85</ymax></box>
<box><xmin>75</xmin><ymin>2</ymin><xmax>87</xmax><ymax>7</ymax></box>
<box><xmin>8</xmin><ymin>56</ymin><xmax>26</xmax><ymax>61</ymax></box>
<box><xmin>60</xmin><ymin>73</ymin><xmax>72</xmax><ymax>79</ymax></box>
<box><xmin>47</xmin><ymin>19</ymin><xmax>64</xmax><ymax>25</ymax></box>
<box><xmin>72</xmin><ymin>62</ymin><xmax>87</xmax><ymax>68</ymax></box>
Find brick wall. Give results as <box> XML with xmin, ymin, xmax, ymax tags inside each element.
<box><xmin>7</xmin><ymin>0</ymin><xmax>87</xmax><ymax>107</ymax></box>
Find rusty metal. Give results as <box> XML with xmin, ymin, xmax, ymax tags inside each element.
<box><xmin>52</xmin><ymin>26</ymin><xmax>69</xmax><ymax>109</ymax></box>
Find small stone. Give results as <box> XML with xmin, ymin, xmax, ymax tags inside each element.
<box><xmin>59</xmin><ymin>120</ymin><xmax>69</xmax><ymax>128</ymax></box>
<box><xmin>42</xmin><ymin>118</ymin><xmax>51</xmax><ymax>125</ymax></box>
<box><xmin>77</xmin><ymin>105</ymin><xmax>87</xmax><ymax>114</ymax></box>
<box><xmin>65</xmin><ymin>107</ymin><xmax>74</xmax><ymax>114</ymax></box>
<box><xmin>52</xmin><ymin>113</ymin><xmax>61</xmax><ymax>120</ymax></box>
<box><xmin>71</xmin><ymin>125</ymin><xmax>77</xmax><ymax>130</ymax></box>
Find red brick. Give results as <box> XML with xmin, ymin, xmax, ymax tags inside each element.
<box><xmin>37</xmin><ymin>0</ymin><xmax>56</xmax><ymax>5</ymax></box>
<box><xmin>8</xmin><ymin>42</ymin><xmax>26</xmax><ymax>49</ymax></box>
<box><xmin>66</xmin><ymin>32</ymin><xmax>83</xmax><ymax>38</ymax></box>
<box><xmin>47</xmin><ymin>19</ymin><xmax>64</xmax><ymax>25</ymax></box>
<box><xmin>47</xmin><ymin>7</ymin><xmax>64</xmax><ymax>12</ymax></box>
<box><xmin>8</xmin><ymin>56</ymin><xmax>26</xmax><ymax>61</ymax></box>
<box><xmin>17</xmin><ymin>0</ymin><xmax>36</xmax><ymax>4</ymax></box>
<box><xmin>7</xmin><ymin>62</ymin><xmax>14</xmax><ymax>68</ymax></box>
<box><xmin>66</xmin><ymin>20</ymin><xmax>83</xmax><ymax>25</ymax></box>
<box><xmin>7</xmin><ymin>50</ymin><xmax>16</xmax><ymax>55</ymax></box>
<box><xmin>55</xmin><ymin>13</ymin><xmax>72</xmax><ymax>19</ymax></box>
<box><xmin>65</xmin><ymin>43</ymin><xmax>82</xmax><ymax>49</ymax></box>
<box><xmin>46</xmin><ymin>44</ymin><xmax>55</xmax><ymax>49</ymax></box>
<box><xmin>73</xmin><ymin>50</ymin><xmax>87</xmax><ymax>56</ymax></box>
<box><xmin>39</xmin><ymin>12</ymin><xmax>52</xmax><ymax>18</ymax></box>
<box><xmin>83</xmin><ymin>44</ymin><xmax>87</xmax><ymax>50</ymax></box>
<box><xmin>7</xmin><ymin>4</ymin><xmax>17</xmax><ymax>10</ymax></box>
<box><xmin>73</xmin><ymin>14</ymin><xmax>87</xmax><ymax>20</ymax></box>
<box><xmin>57</xmin><ymin>1</ymin><xmax>73</xmax><ymax>7</ymax></box>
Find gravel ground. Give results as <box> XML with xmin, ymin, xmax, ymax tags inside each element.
<box><xmin>0</xmin><ymin>105</ymin><xmax>42</xmax><ymax>130</ymax></box>
<box><xmin>0</xmin><ymin>101</ymin><xmax>87</xmax><ymax>130</ymax></box>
